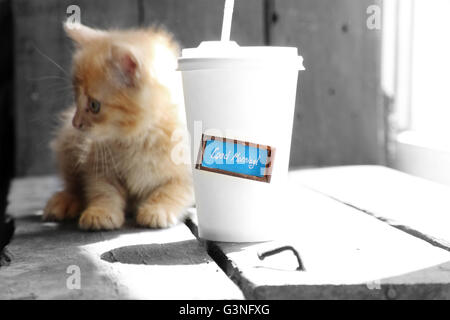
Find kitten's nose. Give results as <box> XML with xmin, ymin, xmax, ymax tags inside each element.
<box><xmin>72</xmin><ymin>113</ymin><xmax>84</xmax><ymax>130</ymax></box>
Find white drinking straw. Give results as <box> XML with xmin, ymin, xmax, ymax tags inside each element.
<box><xmin>221</xmin><ymin>0</ymin><xmax>235</xmax><ymax>41</ymax></box>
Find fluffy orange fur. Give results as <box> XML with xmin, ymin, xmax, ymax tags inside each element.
<box><xmin>43</xmin><ymin>22</ymin><xmax>194</xmax><ymax>230</ymax></box>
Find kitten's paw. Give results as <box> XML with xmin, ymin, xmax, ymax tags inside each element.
<box><xmin>136</xmin><ymin>204</ymin><xmax>180</xmax><ymax>228</ymax></box>
<box><xmin>43</xmin><ymin>191</ymin><xmax>82</xmax><ymax>221</ymax></box>
<box><xmin>79</xmin><ymin>207</ymin><xmax>124</xmax><ymax>230</ymax></box>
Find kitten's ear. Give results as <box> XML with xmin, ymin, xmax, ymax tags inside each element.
<box><xmin>109</xmin><ymin>44</ymin><xmax>141</xmax><ymax>87</ymax></box>
<box><xmin>64</xmin><ymin>21</ymin><xmax>105</xmax><ymax>47</ymax></box>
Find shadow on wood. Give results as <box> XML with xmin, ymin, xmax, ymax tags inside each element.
<box><xmin>101</xmin><ymin>240</ymin><xmax>210</xmax><ymax>265</ymax></box>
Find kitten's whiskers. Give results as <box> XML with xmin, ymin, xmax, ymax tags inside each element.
<box><xmin>32</xmin><ymin>45</ymin><xmax>70</xmax><ymax>77</ymax></box>
<box><xmin>94</xmin><ymin>142</ymin><xmax>99</xmax><ymax>182</ymax></box>
<box><xmin>105</xmin><ymin>144</ymin><xmax>120</xmax><ymax>178</ymax></box>
<box><xmin>101</xmin><ymin>143</ymin><xmax>107</xmax><ymax>177</ymax></box>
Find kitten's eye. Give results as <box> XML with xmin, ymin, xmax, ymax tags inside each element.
<box><xmin>89</xmin><ymin>99</ymin><xmax>101</xmax><ymax>114</ymax></box>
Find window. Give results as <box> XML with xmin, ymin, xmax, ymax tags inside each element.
<box><xmin>384</xmin><ymin>0</ymin><xmax>450</xmax><ymax>186</ymax></box>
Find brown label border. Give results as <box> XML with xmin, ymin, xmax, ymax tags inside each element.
<box><xmin>195</xmin><ymin>134</ymin><xmax>275</xmax><ymax>183</ymax></box>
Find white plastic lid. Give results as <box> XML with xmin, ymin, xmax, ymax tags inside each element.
<box><xmin>178</xmin><ymin>41</ymin><xmax>305</xmax><ymax>71</ymax></box>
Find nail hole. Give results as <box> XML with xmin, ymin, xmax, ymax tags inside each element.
<box><xmin>341</xmin><ymin>23</ymin><xmax>349</xmax><ymax>33</ymax></box>
<box><xmin>272</xmin><ymin>12</ymin><xmax>279</xmax><ymax>24</ymax></box>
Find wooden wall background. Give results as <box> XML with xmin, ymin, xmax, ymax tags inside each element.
<box><xmin>10</xmin><ymin>0</ymin><xmax>384</xmax><ymax>176</ymax></box>
<box><xmin>270</xmin><ymin>0</ymin><xmax>384</xmax><ymax>167</ymax></box>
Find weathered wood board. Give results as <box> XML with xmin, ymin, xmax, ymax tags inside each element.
<box><xmin>0</xmin><ymin>176</ymin><xmax>243</xmax><ymax>299</ymax></box>
<box><xmin>292</xmin><ymin>165</ymin><xmax>450</xmax><ymax>252</ymax></box>
<box><xmin>4</xmin><ymin>168</ymin><xmax>450</xmax><ymax>299</ymax></box>
<box><xmin>269</xmin><ymin>0</ymin><xmax>385</xmax><ymax>167</ymax></box>
<box><xmin>196</xmin><ymin>173</ymin><xmax>450</xmax><ymax>299</ymax></box>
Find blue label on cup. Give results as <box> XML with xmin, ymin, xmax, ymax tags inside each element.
<box><xmin>195</xmin><ymin>134</ymin><xmax>275</xmax><ymax>183</ymax></box>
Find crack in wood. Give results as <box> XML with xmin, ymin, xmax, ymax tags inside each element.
<box><xmin>184</xmin><ymin>217</ymin><xmax>259</xmax><ymax>299</ymax></box>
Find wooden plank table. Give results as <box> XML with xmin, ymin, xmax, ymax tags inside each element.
<box><xmin>0</xmin><ymin>177</ymin><xmax>243</xmax><ymax>299</ymax></box>
<box><xmin>194</xmin><ymin>166</ymin><xmax>450</xmax><ymax>299</ymax></box>
<box><xmin>292</xmin><ymin>166</ymin><xmax>450</xmax><ymax>251</ymax></box>
<box><xmin>3</xmin><ymin>166</ymin><xmax>450</xmax><ymax>299</ymax></box>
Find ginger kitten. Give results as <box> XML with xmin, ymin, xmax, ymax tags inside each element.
<box><xmin>43</xmin><ymin>22</ymin><xmax>194</xmax><ymax>230</ymax></box>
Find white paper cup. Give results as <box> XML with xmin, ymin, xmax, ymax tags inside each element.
<box><xmin>178</xmin><ymin>41</ymin><xmax>304</xmax><ymax>242</ymax></box>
